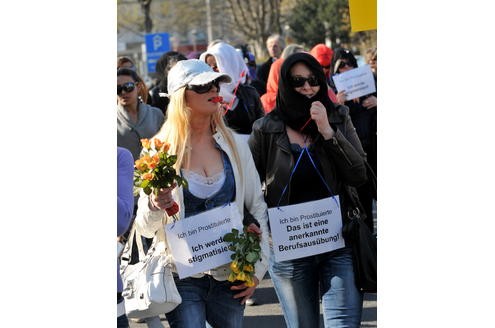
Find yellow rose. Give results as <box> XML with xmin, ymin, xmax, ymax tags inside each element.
<box><xmin>227</xmin><ymin>272</ymin><xmax>237</xmax><ymax>282</ymax></box>
<box><xmin>245</xmin><ymin>275</ymin><xmax>255</xmax><ymax>287</ymax></box>
<box><xmin>236</xmin><ymin>271</ymin><xmax>246</xmax><ymax>281</ymax></box>
<box><xmin>243</xmin><ymin>264</ymin><xmax>254</xmax><ymax>272</ymax></box>
<box><xmin>141</xmin><ymin>138</ymin><xmax>151</xmax><ymax>149</ymax></box>
<box><xmin>230</xmin><ymin>260</ymin><xmax>240</xmax><ymax>273</ymax></box>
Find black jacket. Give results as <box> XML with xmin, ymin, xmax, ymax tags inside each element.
<box><xmin>224</xmin><ymin>84</ymin><xmax>265</xmax><ymax>135</ymax></box>
<box><xmin>248</xmin><ymin>105</ymin><xmax>367</xmax><ymax>210</ymax></box>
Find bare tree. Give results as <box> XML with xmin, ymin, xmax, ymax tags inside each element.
<box><xmin>138</xmin><ymin>0</ymin><xmax>153</xmax><ymax>33</ymax></box>
<box><xmin>224</xmin><ymin>0</ymin><xmax>282</xmax><ymax>58</ymax></box>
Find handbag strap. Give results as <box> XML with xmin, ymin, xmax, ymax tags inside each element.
<box><xmin>120</xmin><ymin>221</ymin><xmax>147</xmax><ymax>265</ymax></box>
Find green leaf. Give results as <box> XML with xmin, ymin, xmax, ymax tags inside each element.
<box><xmin>246</xmin><ymin>252</ymin><xmax>259</xmax><ymax>263</ymax></box>
<box><xmin>223</xmin><ymin>233</ymin><xmax>234</xmax><ymax>242</ymax></box>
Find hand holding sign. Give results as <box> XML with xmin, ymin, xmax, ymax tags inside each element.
<box><xmin>333</xmin><ymin>65</ymin><xmax>376</xmax><ymax>101</ymax></box>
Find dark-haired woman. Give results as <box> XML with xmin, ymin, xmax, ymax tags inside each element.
<box><xmin>117</xmin><ymin>68</ymin><xmax>165</xmax><ymax>161</ymax></box>
<box><xmin>330</xmin><ymin>48</ymin><xmax>377</xmax><ymax>232</ymax></box>
<box><xmin>149</xmin><ymin>51</ymin><xmax>187</xmax><ymax>115</ymax></box>
<box><xmin>248</xmin><ymin>52</ymin><xmax>367</xmax><ymax>327</ymax></box>
<box><xmin>117</xmin><ymin>68</ymin><xmax>166</xmax><ymax>327</ymax></box>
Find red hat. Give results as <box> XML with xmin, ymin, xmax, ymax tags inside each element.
<box><xmin>310</xmin><ymin>44</ymin><xmax>333</xmax><ymax>67</ymax></box>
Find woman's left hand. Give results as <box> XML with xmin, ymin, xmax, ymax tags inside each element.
<box><xmin>362</xmin><ymin>95</ymin><xmax>377</xmax><ymax>109</ymax></box>
<box><xmin>310</xmin><ymin>101</ymin><xmax>335</xmax><ymax>140</ymax></box>
<box><xmin>231</xmin><ymin>276</ymin><xmax>260</xmax><ymax>305</ymax></box>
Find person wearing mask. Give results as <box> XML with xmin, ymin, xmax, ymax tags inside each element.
<box><xmin>248</xmin><ymin>52</ymin><xmax>367</xmax><ymax>328</ymax></box>
<box><xmin>330</xmin><ymin>48</ymin><xmax>377</xmax><ymax>231</ymax></box>
<box><xmin>117</xmin><ymin>147</ymin><xmax>135</xmax><ymax>328</ymax></box>
<box><xmin>200</xmin><ymin>42</ymin><xmax>264</xmax><ymax>137</ymax></box>
<box><xmin>134</xmin><ymin>59</ymin><xmax>270</xmax><ymax>328</ymax></box>
<box><xmin>149</xmin><ymin>51</ymin><xmax>187</xmax><ymax>115</ymax></box>
<box><xmin>256</xmin><ymin>34</ymin><xmax>285</xmax><ymax>93</ymax></box>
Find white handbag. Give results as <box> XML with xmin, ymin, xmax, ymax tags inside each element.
<box><xmin>120</xmin><ymin>221</ymin><xmax>182</xmax><ymax>318</ymax></box>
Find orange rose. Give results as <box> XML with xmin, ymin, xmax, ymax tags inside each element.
<box><xmin>134</xmin><ymin>158</ymin><xmax>148</xmax><ymax>171</ymax></box>
<box><xmin>153</xmin><ymin>138</ymin><xmax>164</xmax><ymax>151</ymax></box>
<box><xmin>147</xmin><ymin>154</ymin><xmax>160</xmax><ymax>169</ymax></box>
<box><xmin>142</xmin><ymin>172</ymin><xmax>153</xmax><ymax>181</ymax></box>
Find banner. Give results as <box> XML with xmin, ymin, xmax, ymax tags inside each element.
<box><xmin>268</xmin><ymin>196</ymin><xmax>345</xmax><ymax>261</ymax></box>
<box><xmin>333</xmin><ymin>64</ymin><xmax>376</xmax><ymax>100</ymax></box>
<box><xmin>165</xmin><ymin>204</ymin><xmax>243</xmax><ymax>278</ymax></box>
<box><xmin>348</xmin><ymin>0</ymin><xmax>377</xmax><ymax>32</ymax></box>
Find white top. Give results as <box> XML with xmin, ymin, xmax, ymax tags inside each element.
<box><xmin>181</xmin><ymin>169</ymin><xmax>226</xmax><ymax>199</ymax></box>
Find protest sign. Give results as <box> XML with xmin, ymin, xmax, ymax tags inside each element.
<box><xmin>333</xmin><ymin>64</ymin><xmax>376</xmax><ymax>100</ymax></box>
<box><xmin>268</xmin><ymin>196</ymin><xmax>345</xmax><ymax>261</ymax></box>
<box><xmin>165</xmin><ymin>204</ymin><xmax>243</xmax><ymax>278</ymax></box>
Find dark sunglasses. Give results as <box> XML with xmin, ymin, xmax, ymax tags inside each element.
<box><xmin>338</xmin><ymin>61</ymin><xmax>353</xmax><ymax>70</ymax></box>
<box><xmin>117</xmin><ymin>81</ymin><xmax>136</xmax><ymax>95</ymax></box>
<box><xmin>290</xmin><ymin>76</ymin><xmax>319</xmax><ymax>88</ymax></box>
<box><xmin>186</xmin><ymin>80</ymin><xmax>220</xmax><ymax>94</ymax></box>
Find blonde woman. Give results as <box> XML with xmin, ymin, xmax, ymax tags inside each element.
<box><xmin>134</xmin><ymin>59</ymin><xmax>270</xmax><ymax>328</ymax></box>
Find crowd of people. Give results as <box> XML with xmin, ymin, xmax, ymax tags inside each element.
<box><xmin>117</xmin><ymin>36</ymin><xmax>377</xmax><ymax>328</ymax></box>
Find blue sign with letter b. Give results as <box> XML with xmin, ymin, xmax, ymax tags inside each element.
<box><xmin>145</xmin><ymin>33</ymin><xmax>170</xmax><ymax>73</ymax></box>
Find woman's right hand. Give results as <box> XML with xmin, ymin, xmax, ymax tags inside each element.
<box><xmin>149</xmin><ymin>183</ymin><xmax>177</xmax><ymax>211</ymax></box>
<box><xmin>336</xmin><ymin>90</ymin><xmax>347</xmax><ymax>105</ymax></box>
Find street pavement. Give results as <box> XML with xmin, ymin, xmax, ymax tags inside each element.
<box><xmin>129</xmin><ymin>273</ymin><xmax>377</xmax><ymax>328</ymax></box>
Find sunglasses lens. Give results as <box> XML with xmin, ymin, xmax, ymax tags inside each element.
<box><xmin>291</xmin><ymin>77</ymin><xmax>306</xmax><ymax>87</ymax></box>
<box><xmin>291</xmin><ymin>76</ymin><xmax>319</xmax><ymax>87</ymax></box>
<box><xmin>307</xmin><ymin>77</ymin><xmax>319</xmax><ymax>86</ymax></box>
<box><xmin>187</xmin><ymin>80</ymin><xmax>219</xmax><ymax>94</ymax></box>
<box><xmin>117</xmin><ymin>82</ymin><xmax>135</xmax><ymax>95</ymax></box>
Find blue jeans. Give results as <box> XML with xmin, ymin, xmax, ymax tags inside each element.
<box><xmin>269</xmin><ymin>247</ymin><xmax>362</xmax><ymax>328</ymax></box>
<box><xmin>165</xmin><ymin>275</ymin><xmax>245</xmax><ymax>328</ymax></box>
<box><xmin>117</xmin><ymin>314</ymin><xmax>129</xmax><ymax>328</ymax></box>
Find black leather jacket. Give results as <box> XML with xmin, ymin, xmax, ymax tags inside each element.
<box><xmin>248</xmin><ymin>105</ymin><xmax>367</xmax><ymax>209</ymax></box>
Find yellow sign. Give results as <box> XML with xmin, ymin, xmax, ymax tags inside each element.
<box><xmin>348</xmin><ymin>0</ymin><xmax>377</xmax><ymax>32</ymax></box>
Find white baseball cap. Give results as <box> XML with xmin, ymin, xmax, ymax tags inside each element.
<box><xmin>167</xmin><ymin>59</ymin><xmax>232</xmax><ymax>95</ymax></box>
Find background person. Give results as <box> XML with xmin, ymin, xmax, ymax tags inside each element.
<box><xmin>149</xmin><ymin>51</ymin><xmax>187</xmax><ymax>115</ymax></box>
<box><xmin>117</xmin><ymin>67</ymin><xmax>166</xmax><ymax>327</ymax></box>
<box><xmin>260</xmin><ymin>44</ymin><xmax>306</xmax><ymax>113</ymax></box>
<box><xmin>117</xmin><ymin>147</ymin><xmax>135</xmax><ymax>328</ymax></box>
<box><xmin>330</xmin><ymin>48</ymin><xmax>377</xmax><ymax>231</ymax></box>
<box><xmin>117</xmin><ymin>56</ymin><xmax>151</xmax><ymax>104</ymax></box>
<box><xmin>256</xmin><ymin>34</ymin><xmax>285</xmax><ymax>94</ymax></box>
<box><xmin>134</xmin><ymin>59</ymin><xmax>270</xmax><ymax>328</ymax></box>
<box><xmin>248</xmin><ymin>52</ymin><xmax>367</xmax><ymax>328</ymax></box>
<box><xmin>200</xmin><ymin>41</ymin><xmax>264</xmax><ymax>136</ymax></box>
<box><xmin>310</xmin><ymin>43</ymin><xmax>338</xmax><ymax>103</ymax></box>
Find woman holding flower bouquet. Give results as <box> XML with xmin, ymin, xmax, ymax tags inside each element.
<box><xmin>134</xmin><ymin>59</ymin><xmax>270</xmax><ymax>328</ymax></box>
<box><xmin>248</xmin><ymin>52</ymin><xmax>368</xmax><ymax>328</ymax></box>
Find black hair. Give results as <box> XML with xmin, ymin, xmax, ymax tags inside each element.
<box><xmin>154</xmin><ymin>51</ymin><xmax>187</xmax><ymax>91</ymax></box>
<box><xmin>117</xmin><ymin>68</ymin><xmax>140</xmax><ymax>82</ymax></box>
<box><xmin>331</xmin><ymin>48</ymin><xmax>358</xmax><ymax>74</ymax></box>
